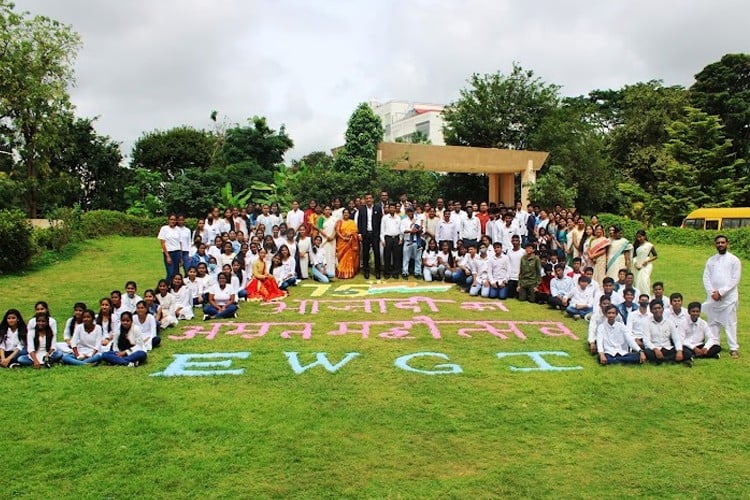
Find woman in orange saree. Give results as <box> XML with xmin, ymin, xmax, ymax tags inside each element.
<box><xmin>335</xmin><ymin>209</ymin><xmax>360</xmax><ymax>279</ymax></box>
<box><xmin>245</xmin><ymin>248</ymin><xmax>287</xmax><ymax>302</ymax></box>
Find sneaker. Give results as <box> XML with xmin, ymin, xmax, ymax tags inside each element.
<box><xmin>715</xmin><ymin>353</ymin><xmax>721</xmax><ymax>359</ymax></box>
<box><xmin>572</xmin><ymin>314</ymin><xmax>580</xmax><ymax>321</ymax></box>
<box><xmin>203</xmin><ymin>314</ymin><xmax>209</xmax><ymax>321</ymax></box>
<box><xmin>584</xmin><ymin>313</ymin><xmax>592</xmax><ymax>321</ymax></box>
<box><xmin>233</xmin><ymin>312</ymin><xmax>238</xmax><ymax>318</ymax></box>
<box><xmin>8</xmin><ymin>362</ymin><xmax>20</xmax><ymax>369</ymax></box>
<box><xmin>127</xmin><ymin>361</ymin><xmax>140</xmax><ymax>368</ymax></box>
<box><xmin>684</xmin><ymin>358</ymin><xmax>693</xmax><ymax>368</ymax></box>
<box><xmin>730</xmin><ymin>350</ymin><xmax>739</xmax><ymax>359</ymax></box>
<box><xmin>42</xmin><ymin>355</ymin><xmax>51</xmax><ymax>369</ymax></box>
<box><xmin>402</xmin><ymin>274</ymin><xmax>408</xmax><ymax>280</ymax></box>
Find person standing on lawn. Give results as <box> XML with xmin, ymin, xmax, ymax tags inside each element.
<box><xmin>703</xmin><ymin>235</ymin><xmax>741</xmax><ymax>358</ymax></box>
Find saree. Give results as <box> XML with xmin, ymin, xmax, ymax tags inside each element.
<box><xmin>587</xmin><ymin>236</ymin><xmax>610</xmax><ymax>285</ymax></box>
<box><xmin>606</xmin><ymin>237</ymin><xmax>632</xmax><ymax>280</ymax></box>
<box><xmin>633</xmin><ymin>242</ymin><xmax>654</xmax><ymax>294</ymax></box>
<box><xmin>335</xmin><ymin>219</ymin><xmax>360</xmax><ymax>279</ymax></box>
<box><xmin>246</xmin><ymin>259</ymin><xmax>286</xmax><ymax>302</ymax></box>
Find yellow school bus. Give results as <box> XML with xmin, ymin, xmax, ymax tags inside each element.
<box><xmin>681</xmin><ymin>207</ymin><xmax>750</xmax><ymax>230</ymax></box>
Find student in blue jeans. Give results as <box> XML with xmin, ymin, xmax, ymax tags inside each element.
<box><xmin>102</xmin><ymin>312</ymin><xmax>148</xmax><ymax>367</ymax></box>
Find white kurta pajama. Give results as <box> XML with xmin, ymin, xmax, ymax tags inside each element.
<box><xmin>703</xmin><ymin>251</ymin><xmax>741</xmax><ymax>351</ymax></box>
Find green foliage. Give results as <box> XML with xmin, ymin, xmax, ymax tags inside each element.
<box><xmin>162</xmin><ymin>167</ymin><xmax>222</xmax><ymax>218</ymax></box>
<box><xmin>593</xmin><ymin>213</ymin><xmax>646</xmax><ymax>242</ymax></box>
<box><xmin>124</xmin><ymin>168</ymin><xmax>165</xmax><ymax>217</ymax></box>
<box><xmin>375</xmin><ymin>164</ymin><xmax>439</xmax><ymax>202</ymax></box>
<box><xmin>219</xmin><ymin>181</ymin><xmax>252</xmax><ymax>208</ymax></box>
<box><xmin>442</xmin><ymin>63</ymin><xmax>560</xmax><ymax>150</ymax></box>
<box><xmin>436</xmin><ymin>173</ymin><xmax>488</xmax><ymax>202</ymax></box>
<box><xmin>220</xmin><ymin>116</ymin><xmax>293</xmax><ymax>174</ymax></box>
<box><xmin>0</xmin><ymin>1</ymin><xmax>82</xmax><ymax>217</ymax></box>
<box><xmin>0</xmin><ymin>209</ymin><xmax>35</xmax><ymax>273</ymax></box>
<box><xmin>334</xmin><ymin>103</ymin><xmax>384</xmax><ymax>196</ymax></box>
<box><xmin>690</xmin><ymin>54</ymin><xmax>750</xmax><ymax>169</ymax></box>
<box><xmin>130</xmin><ymin>126</ymin><xmax>214</xmax><ymax>181</ymax></box>
<box><xmin>79</xmin><ymin>210</ymin><xmax>184</xmax><ymax>238</ymax></box>
<box><xmin>527</xmin><ymin>165</ymin><xmax>577</xmax><ymax>209</ymax></box>
<box><xmin>50</xmin><ymin>116</ymin><xmax>125</xmax><ymax>211</ymax></box>
<box><xmin>650</xmin><ymin>226</ymin><xmax>750</xmax><ymax>260</ymax></box>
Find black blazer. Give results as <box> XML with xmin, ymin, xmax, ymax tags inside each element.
<box><xmin>357</xmin><ymin>204</ymin><xmax>383</xmax><ymax>236</ymax></box>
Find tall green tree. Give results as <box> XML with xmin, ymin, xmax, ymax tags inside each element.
<box><xmin>0</xmin><ymin>1</ymin><xmax>82</xmax><ymax>217</ymax></box>
<box><xmin>690</xmin><ymin>54</ymin><xmax>750</xmax><ymax>168</ymax></box>
<box><xmin>651</xmin><ymin>106</ymin><xmax>747</xmax><ymax>224</ymax></box>
<box><xmin>333</xmin><ymin>103</ymin><xmax>384</xmax><ymax>198</ymax></box>
<box><xmin>51</xmin><ymin>116</ymin><xmax>125</xmax><ymax>211</ymax></box>
<box><xmin>130</xmin><ymin>126</ymin><xmax>214</xmax><ymax>181</ymax></box>
<box><xmin>442</xmin><ymin>64</ymin><xmax>561</xmax><ymax>150</ymax></box>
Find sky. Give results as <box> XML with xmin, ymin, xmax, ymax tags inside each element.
<box><xmin>14</xmin><ymin>0</ymin><xmax>750</xmax><ymax>162</ymax></box>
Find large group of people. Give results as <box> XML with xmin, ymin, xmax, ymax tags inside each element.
<box><xmin>0</xmin><ymin>282</ymin><xmax>168</xmax><ymax>369</ymax></box>
<box><xmin>2</xmin><ymin>194</ymin><xmax>738</xmax><ymax>371</ymax></box>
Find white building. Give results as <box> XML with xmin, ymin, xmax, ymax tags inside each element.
<box><xmin>369</xmin><ymin>100</ymin><xmax>446</xmax><ymax>146</ymax></box>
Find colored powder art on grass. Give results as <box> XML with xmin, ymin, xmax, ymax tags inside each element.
<box><xmin>154</xmin><ymin>296</ymin><xmax>584</xmax><ymax>377</ymax></box>
<box><xmin>151</xmin><ymin>351</ymin><xmax>583</xmax><ymax>377</ymax></box>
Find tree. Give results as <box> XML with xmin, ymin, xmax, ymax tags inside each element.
<box><xmin>442</xmin><ymin>63</ymin><xmax>561</xmax><ymax>150</ymax></box>
<box><xmin>50</xmin><ymin>116</ymin><xmax>125</xmax><ymax>211</ymax></box>
<box><xmin>654</xmin><ymin>106</ymin><xmax>747</xmax><ymax>223</ymax></box>
<box><xmin>130</xmin><ymin>126</ymin><xmax>214</xmax><ymax>181</ymax></box>
<box><xmin>333</xmin><ymin>103</ymin><xmax>384</xmax><ymax>198</ymax></box>
<box><xmin>0</xmin><ymin>1</ymin><xmax>82</xmax><ymax>217</ymax></box>
<box><xmin>123</xmin><ymin>168</ymin><xmax>164</xmax><ymax>217</ymax></box>
<box><xmin>690</xmin><ymin>54</ymin><xmax>750</xmax><ymax>166</ymax></box>
<box><xmin>526</xmin><ymin>165</ymin><xmax>577</xmax><ymax>209</ymax></box>
<box><xmin>596</xmin><ymin>81</ymin><xmax>689</xmax><ymax>189</ymax></box>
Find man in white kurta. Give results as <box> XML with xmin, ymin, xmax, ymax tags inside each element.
<box><xmin>703</xmin><ymin>235</ymin><xmax>742</xmax><ymax>357</ymax></box>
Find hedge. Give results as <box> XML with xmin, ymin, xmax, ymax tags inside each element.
<box><xmin>0</xmin><ymin>210</ymin><xmax>36</xmax><ymax>273</ymax></box>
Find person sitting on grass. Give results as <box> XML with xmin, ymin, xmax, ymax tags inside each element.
<box><xmin>310</xmin><ymin>235</ymin><xmax>333</xmax><ymax>283</ymax></box>
<box><xmin>587</xmin><ymin>294</ymin><xmax>616</xmax><ymax>354</ymax></box>
<box><xmin>62</xmin><ymin>309</ymin><xmax>103</xmax><ymax>366</ymax></box>
<box><xmin>597</xmin><ymin>304</ymin><xmax>645</xmax><ymax>366</ymax></box>
<box><xmin>202</xmin><ymin>272</ymin><xmax>238</xmax><ymax>320</ymax></box>
<box><xmin>121</xmin><ymin>281</ymin><xmax>142</xmax><ymax>313</ymax></box>
<box><xmin>681</xmin><ymin>302</ymin><xmax>721</xmax><ymax>359</ymax></box>
<box><xmin>565</xmin><ymin>275</ymin><xmax>595</xmax><ymax>320</ymax></box>
<box><xmin>643</xmin><ymin>300</ymin><xmax>689</xmax><ymax>366</ymax></box>
<box><xmin>102</xmin><ymin>312</ymin><xmax>147</xmax><ymax>367</ymax></box>
<box><xmin>133</xmin><ymin>300</ymin><xmax>160</xmax><ymax>351</ymax></box>
<box><xmin>17</xmin><ymin>312</ymin><xmax>62</xmax><ymax>368</ymax></box>
<box><xmin>651</xmin><ymin>281</ymin><xmax>665</xmax><ymax>305</ymax></box>
<box><xmin>155</xmin><ymin>279</ymin><xmax>178</xmax><ymax>329</ymax></box>
<box><xmin>57</xmin><ymin>302</ymin><xmax>86</xmax><ymax>356</ymax></box>
<box><xmin>549</xmin><ymin>263</ymin><xmax>574</xmax><ymax>310</ymax></box>
<box><xmin>0</xmin><ymin>309</ymin><xmax>25</xmax><ymax>368</ymax></box>
<box><xmin>246</xmin><ymin>248</ymin><xmax>287</xmax><ymax>302</ymax></box>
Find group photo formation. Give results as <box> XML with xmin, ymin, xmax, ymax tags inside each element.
<box><xmin>2</xmin><ymin>1</ymin><xmax>749</xmax><ymax>497</ymax></box>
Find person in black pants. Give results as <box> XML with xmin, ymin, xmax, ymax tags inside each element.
<box><xmin>357</xmin><ymin>193</ymin><xmax>383</xmax><ymax>279</ymax></box>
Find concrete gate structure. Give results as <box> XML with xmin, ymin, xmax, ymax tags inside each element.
<box><xmin>377</xmin><ymin>142</ymin><xmax>549</xmax><ymax>207</ymax></box>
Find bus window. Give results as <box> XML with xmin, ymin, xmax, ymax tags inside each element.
<box><xmin>683</xmin><ymin>218</ymin><xmax>704</xmax><ymax>229</ymax></box>
<box><xmin>705</xmin><ymin>220</ymin><xmax>719</xmax><ymax>230</ymax></box>
<box><xmin>723</xmin><ymin>218</ymin><xmax>741</xmax><ymax>229</ymax></box>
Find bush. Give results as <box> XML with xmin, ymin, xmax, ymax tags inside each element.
<box><xmin>649</xmin><ymin>226</ymin><xmax>750</xmax><ymax>260</ymax></box>
<box><xmin>591</xmin><ymin>213</ymin><xmax>645</xmax><ymax>241</ymax></box>
<box><xmin>0</xmin><ymin>209</ymin><xmax>36</xmax><ymax>273</ymax></box>
<box><xmin>79</xmin><ymin>211</ymin><xmax>196</xmax><ymax>239</ymax></box>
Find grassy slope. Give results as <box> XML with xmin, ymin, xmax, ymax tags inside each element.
<box><xmin>0</xmin><ymin>236</ymin><xmax>748</xmax><ymax>498</ymax></box>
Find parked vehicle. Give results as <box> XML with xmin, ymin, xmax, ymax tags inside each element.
<box><xmin>681</xmin><ymin>207</ymin><xmax>750</xmax><ymax>230</ymax></box>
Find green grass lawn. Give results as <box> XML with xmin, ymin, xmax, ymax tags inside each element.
<box><xmin>0</xmin><ymin>236</ymin><xmax>748</xmax><ymax>498</ymax></box>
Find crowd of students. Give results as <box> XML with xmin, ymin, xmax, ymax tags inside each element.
<box><xmin>0</xmin><ymin>284</ymin><xmax>164</xmax><ymax>369</ymax></box>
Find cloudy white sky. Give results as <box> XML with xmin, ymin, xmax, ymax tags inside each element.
<box><xmin>15</xmin><ymin>0</ymin><xmax>750</xmax><ymax>162</ymax></box>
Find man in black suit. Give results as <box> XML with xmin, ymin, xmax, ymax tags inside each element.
<box><xmin>357</xmin><ymin>192</ymin><xmax>383</xmax><ymax>279</ymax></box>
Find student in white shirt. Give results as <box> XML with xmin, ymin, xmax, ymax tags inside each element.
<box><xmin>230</xmin><ymin>259</ymin><xmax>249</xmax><ymax>301</ymax></box>
<box><xmin>0</xmin><ymin>309</ymin><xmax>25</xmax><ymax>368</ymax></box>
<box><xmin>96</xmin><ymin>298</ymin><xmax>119</xmax><ymax>352</ymax></box>
<box><xmin>185</xmin><ymin>266</ymin><xmax>207</xmax><ymax>308</ymax></box>
<box><xmin>121</xmin><ymin>281</ymin><xmax>143</xmax><ymax>313</ymax></box>
<box><xmin>664</xmin><ymin>292</ymin><xmax>689</xmax><ymax>332</ymax></box>
<box><xmin>203</xmin><ymin>271</ymin><xmax>239</xmax><ymax>320</ymax></box>
<box><xmin>682</xmin><ymin>302</ymin><xmax>721</xmax><ymax>359</ymax></box>
<box><xmin>469</xmin><ymin>244</ymin><xmax>492</xmax><ymax>297</ymax></box>
<box><xmin>158</xmin><ymin>214</ymin><xmax>182</xmax><ymax>284</ymax></box>
<box><xmin>170</xmin><ymin>273</ymin><xmax>195</xmax><ymax>320</ymax></box>
<box><xmin>597</xmin><ymin>305</ymin><xmax>645</xmax><ymax>365</ymax></box>
<box><xmin>437</xmin><ymin>241</ymin><xmax>456</xmax><ymax>284</ymax></box>
<box><xmin>133</xmin><ymin>301</ymin><xmax>160</xmax><ymax>351</ymax></box>
<box><xmin>422</xmin><ymin>239</ymin><xmax>443</xmax><ymax>282</ymax></box>
<box><xmin>587</xmin><ymin>295</ymin><xmax>621</xmax><ymax>354</ymax></box>
<box><xmin>276</xmin><ymin>245</ymin><xmax>298</xmax><ymax>290</ymax></box>
<box><xmin>549</xmin><ymin>264</ymin><xmax>574</xmax><ymax>310</ymax></box>
<box><xmin>62</xmin><ymin>309</ymin><xmax>104</xmax><ymax>366</ymax></box>
<box><xmin>566</xmin><ymin>275</ymin><xmax>596</xmax><ymax>320</ymax></box>
<box><xmin>101</xmin><ymin>312</ymin><xmax>147</xmax><ymax>367</ymax></box>
<box><xmin>56</xmin><ymin>302</ymin><xmax>87</xmax><ymax>355</ymax></box>
<box><xmin>489</xmin><ymin>242</ymin><xmax>511</xmax><ymax>299</ymax></box>
<box><xmin>627</xmin><ymin>294</ymin><xmax>652</xmax><ymax>350</ymax></box>
<box><xmin>506</xmin><ymin>235</ymin><xmax>525</xmax><ymax>299</ymax></box>
<box><xmin>643</xmin><ymin>301</ymin><xmax>688</xmax><ymax>365</ymax></box>
<box><xmin>26</xmin><ymin>301</ymin><xmax>58</xmax><ymax>340</ymax></box>
<box><xmin>286</xmin><ymin>201</ymin><xmax>305</xmax><ymax>231</ymax></box>
<box><xmin>310</xmin><ymin>235</ymin><xmax>332</xmax><ymax>283</ymax></box>
<box><xmin>155</xmin><ymin>279</ymin><xmax>178</xmax><ymax>329</ymax></box>
<box><xmin>296</xmin><ymin>226</ymin><xmax>312</xmax><ymax>279</ymax></box>
<box><xmin>17</xmin><ymin>313</ymin><xmax>63</xmax><ymax>368</ymax></box>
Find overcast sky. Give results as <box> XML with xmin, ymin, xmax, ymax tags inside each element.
<box><xmin>15</xmin><ymin>0</ymin><xmax>750</xmax><ymax>162</ymax></box>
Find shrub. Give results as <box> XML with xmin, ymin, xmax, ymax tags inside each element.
<box><xmin>649</xmin><ymin>226</ymin><xmax>750</xmax><ymax>260</ymax></box>
<box><xmin>79</xmin><ymin>211</ymin><xmax>196</xmax><ymax>239</ymax></box>
<box><xmin>0</xmin><ymin>209</ymin><xmax>36</xmax><ymax>273</ymax></box>
<box><xmin>591</xmin><ymin>213</ymin><xmax>644</xmax><ymax>241</ymax></box>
